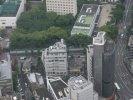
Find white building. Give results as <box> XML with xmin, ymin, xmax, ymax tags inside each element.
<box><xmin>46</xmin><ymin>0</ymin><xmax>77</xmax><ymax>16</ymax></box>
<box><xmin>41</xmin><ymin>39</ymin><xmax>68</xmax><ymax>77</ymax></box>
<box><xmin>68</xmin><ymin>75</ymin><xmax>98</xmax><ymax>100</ymax></box>
<box><xmin>47</xmin><ymin>77</ymin><xmax>69</xmax><ymax>100</ymax></box>
<box><xmin>71</xmin><ymin>4</ymin><xmax>100</xmax><ymax>36</ymax></box>
<box><xmin>0</xmin><ymin>0</ymin><xmax>26</xmax><ymax>29</ymax></box>
<box><xmin>0</xmin><ymin>53</ymin><xmax>12</xmax><ymax>96</ymax></box>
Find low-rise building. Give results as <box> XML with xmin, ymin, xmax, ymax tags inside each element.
<box><xmin>0</xmin><ymin>53</ymin><xmax>12</xmax><ymax>96</ymax></box>
<box><xmin>41</xmin><ymin>39</ymin><xmax>68</xmax><ymax>77</ymax></box>
<box><xmin>0</xmin><ymin>0</ymin><xmax>26</xmax><ymax>29</ymax></box>
<box><xmin>71</xmin><ymin>4</ymin><xmax>100</xmax><ymax>36</ymax></box>
<box><xmin>47</xmin><ymin>77</ymin><xmax>69</xmax><ymax>100</ymax></box>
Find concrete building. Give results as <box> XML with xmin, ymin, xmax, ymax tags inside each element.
<box><xmin>87</xmin><ymin>32</ymin><xmax>115</xmax><ymax>99</ymax></box>
<box><xmin>128</xmin><ymin>35</ymin><xmax>133</xmax><ymax>50</ymax></box>
<box><xmin>68</xmin><ymin>48</ymin><xmax>86</xmax><ymax>76</ymax></box>
<box><xmin>68</xmin><ymin>75</ymin><xmax>98</xmax><ymax>100</ymax></box>
<box><xmin>47</xmin><ymin>77</ymin><xmax>69</xmax><ymax>100</ymax></box>
<box><xmin>71</xmin><ymin>4</ymin><xmax>100</xmax><ymax>36</ymax></box>
<box><xmin>41</xmin><ymin>39</ymin><xmax>68</xmax><ymax>77</ymax></box>
<box><xmin>0</xmin><ymin>53</ymin><xmax>13</xmax><ymax>96</ymax></box>
<box><xmin>86</xmin><ymin>45</ymin><xmax>94</xmax><ymax>81</ymax></box>
<box><xmin>87</xmin><ymin>0</ymin><xmax>119</xmax><ymax>3</ymax></box>
<box><xmin>46</xmin><ymin>0</ymin><xmax>77</xmax><ymax>16</ymax></box>
<box><xmin>0</xmin><ymin>0</ymin><xmax>26</xmax><ymax>29</ymax></box>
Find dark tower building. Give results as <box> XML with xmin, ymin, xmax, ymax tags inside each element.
<box><xmin>92</xmin><ymin>31</ymin><xmax>115</xmax><ymax>99</ymax></box>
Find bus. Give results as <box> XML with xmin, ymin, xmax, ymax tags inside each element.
<box><xmin>114</xmin><ymin>82</ymin><xmax>120</xmax><ymax>91</ymax></box>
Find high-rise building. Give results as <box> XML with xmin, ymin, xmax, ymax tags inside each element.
<box><xmin>41</xmin><ymin>39</ymin><xmax>68</xmax><ymax>77</ymax></box>
<box><xmin>46</xmin><ymin>0</ymin><xmax>77</xmax><ymax>16</ymax></box>
<box><xmin>68</xmin><ymin>75</ymin><xmax>98</xmax><ymax>100</ymax></box>
<box><xmin>87</xmin><ymin>31</ymin><xmax>115</xmax><ymax>99</ymax></box>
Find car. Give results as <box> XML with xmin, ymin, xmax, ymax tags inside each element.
<box><xmin>121</xmin><ymin>34</ymin><xmax>124</xmax><ymax>38</ymax></box>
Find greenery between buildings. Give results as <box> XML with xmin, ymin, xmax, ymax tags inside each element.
<box><xmin>10</xmin><ymin>4</ymin><xmax>92</xmax><ymax>49</ymax></box>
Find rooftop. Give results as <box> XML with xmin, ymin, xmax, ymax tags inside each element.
<box><xmin>0</xmin><ymin>53</ymin><xmax>11</xmax><ymax>80</ymax></box>
<box><xmin>48</xmin><ymin>77</ymin><xmax>69</xmax><ymax>99</ymax></box>
<box><xmin>68</xmin><ymin>75</ymin><xmax>91</xmax><ymax>90</ymax></box>
<box><xmin>0</xmin><ymin>0</ymin><xmax>21</xmax><ymax>17</ymax></box>
<box><xmin>71</xmin><ymin>4</ymin><xmax>99</xmax><ymax>36</ymax></box>
<box><xmin>93</xmin><ymin>31</ymin><xmax>106</xmax><ymax>45</ymax></box>
<box><xmin>43</xmin><ymin>39</ymin><xmax>67</xmax><ymax>55</ymax></box>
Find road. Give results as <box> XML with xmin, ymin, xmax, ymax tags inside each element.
<box><xmin>115</xmin><ymin>0</ymin><xmax>133</xmax><ymax>99</ymax></box>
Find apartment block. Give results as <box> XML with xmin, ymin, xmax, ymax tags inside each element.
<box><xmin>41</xmin><ymin>39</ymin><xmax>68</xmax><ymax>77</ymax></box>
<box><xmin>46</xmin><ymin>0</ymin><xmax>77</xmax><ymax>16</ymax></box>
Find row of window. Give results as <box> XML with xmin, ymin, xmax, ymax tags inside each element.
<box><xmin>47</xmin><ymin>72</ymin><xmax>66</xmax><ymax>75</ymax></box>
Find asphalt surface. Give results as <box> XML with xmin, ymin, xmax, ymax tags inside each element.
<box><xmin>115</xmin><ymin>0</ymin><xmax>133</xmax><ymax>99</ymax></box>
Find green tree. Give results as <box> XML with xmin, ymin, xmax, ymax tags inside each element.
<box><xmin>100</xmin><ymin>25</ymin><xmax>118</xmax><ymax>39</ymax></box>
<box><xmin>66</xmin><ymin>34</ymin><xmax>91</xmax><ymax>47</ymax></box>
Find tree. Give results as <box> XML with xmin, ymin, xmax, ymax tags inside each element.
<box><xmin>10</xmin><ymin>27</ymin><xmax>68</xmax><ymax>49</ymax></box>
<box><xmin>99</xmin><ymin>25</ymin><xmax>118</xmax><ymax>39</ymax></box>
<box><xmin>111</xmin><ymin>4</ymin><xmax>125</xmax><ymax>23</ymax></box>
<box><xmin>66</xmin><ymin>34</ymin><xmax>91</xmax><ymax>47</ymax></box>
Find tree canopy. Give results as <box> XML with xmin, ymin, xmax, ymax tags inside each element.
<box><xmin>10</xmin><ymin>27</ymin><xmax>68</xmax><ymax>49</ymax></box>
<box><xmin>99</xmin><ymin>25</ymin><xmax>118</xmax><ymax>39</ymax></box>
<box><xmin>111</xmin><ymin>3</ymin><xmax>125</xmax><ymax>23</ymax></box>
<box><xmin>66</xmin><ymin>34</ymin><xmax>91</xmax><ymax>48</ymax></box>
<box><xmin>17</xmin><ymin>7</ymin><xmax>75</xmax><ymax>33</ymax></box>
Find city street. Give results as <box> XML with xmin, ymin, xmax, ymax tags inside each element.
<box><xmin>115</xmin><ymin>0</ymin><xmax>133</xmax><ymax>99</ymax></box>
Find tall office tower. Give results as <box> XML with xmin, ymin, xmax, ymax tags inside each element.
<box><xmin>41</xmin><ymin>39</ymin><xmax>68</xmax><ymax>77</ymax></box>
<box><xmin>93</xmin><ymin>32</ymin><xmax>106</xmax><ymax>96</ymax></box>
<box><xmin>46</xmin><ymin>0</ymin><xmax>77</xmax><ymax>16</ymax></box>
<box><xmin>68</xmin><ymin>75</ymin><xmax>98</xmax><ymax>100</ymax></box>
<box><xmin>92</xmin><ymin>31</ymin><xmax>115</xmax><ymax>99</ymax></box>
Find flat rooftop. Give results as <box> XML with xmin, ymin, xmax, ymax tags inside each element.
<box><xmin>0</xmin><ymin>53</ymin><xmax>11</xmax><ymax>80</ymax></box>
<box><xmin>50</xmin><ymin>80</ymin><xmax>68</xmax><ymax>99</ymax></box>
<box><xmin>0</xmin><ymin>0</ymin><xmax>21</xmax><ymax>17</ymax></box>
<box><xmin>71</xmin><ymin>4</ymin><xmax>99</xmax><ymax>36</ymax></box>
<box><xmin>68</xmin><ymin>76</ymin><xmax>91</xmax><ymax>90</ymax></box>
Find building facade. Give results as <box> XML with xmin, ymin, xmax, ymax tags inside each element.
<box><xmin>68</xmin><ymin>75</ymin><xmax>98</xmax><ymax>100</ymax></box>
<box><xmin>87</xmin><ymin>31</ymin><xmax>115</xmax><ymax>99</ymax></box>
<box><xmin>87</xmin><ymin>0</ymin><xmax>119</xmax><ymax>2</ymax></box>
<box><xmin>41</xmin><ymin>39</ymin><xmax>68</xmax><ymax>77</ymax></box>
<box><xmin>46</xmin><ymin>0</ymin><xmax>77</xmax><ymax>16</ymax></box>
<box><xmin>0</xmin><ymin>53</ymin><xmax>13</xmax><ymax>96</ymax></box>
<box><xmin>0</xmin><ymin>0</ymin><xmax>25</xmax><ymax>29</ymax></box>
